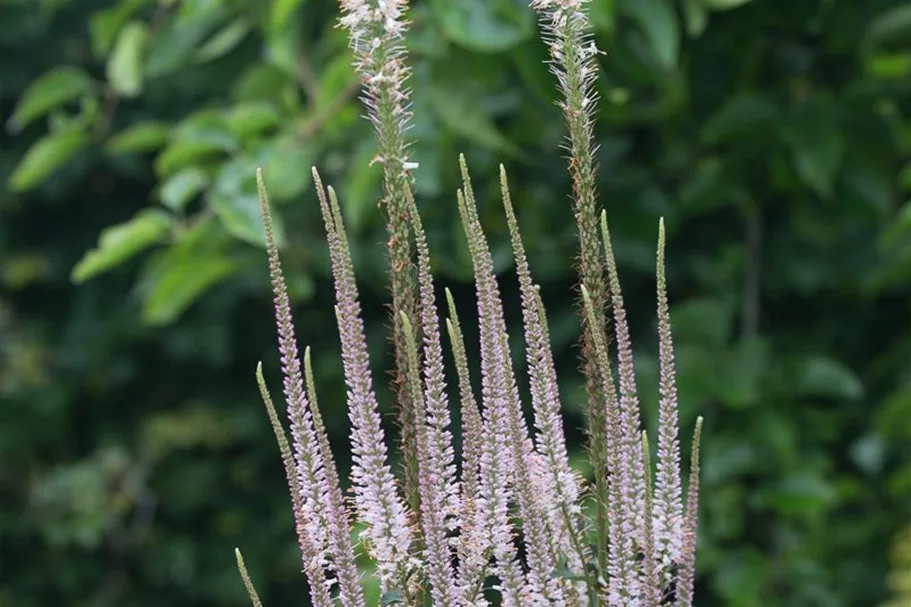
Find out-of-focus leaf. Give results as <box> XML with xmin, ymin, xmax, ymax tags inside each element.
<box><xmin>589</xmin><ymin>0</ymin><xmax>616</xmax><ymax>33</ymax></box>
<box><xmin>105</xmin><ymin>121</ymin><xmax>172</xmax><ymax>154</ymax></box>
<box><xmin>155</xmin><ymin>112</ymin><xmax>237</xmax><ymax>176</ymax></box>
<box><xmin>210</xmin><ymin>158</ymin><xmax>285</xmax><ymax>247</ymax></box>
<box><xmin>257</xmin><ymin>134</ymin><xmax>313</xmax><ymax>202</ymax></box>
<box><xmin>716</xmin><ymin>337</ymin><xmax>769</xmax><ymax>409</ymax></box>
<box><xmin>881</xmin><ymin>202</ymin><xmax>911</xmax><ymax>248</ymax></box>
<box><xmin>271</xmin><ymin>0</ymin><xmax>310</xmax><ymax>33</ymax></box>
<box><xmin>155</xmin><ymin>140</ymin><xmax>228</xmax><ymax>176</ymax></box>
<box><xmin>264</xmin><ymin>10</ymin><xmax>302</xmax><ymax>77</ymax></box>
<box><xmin>194</xmin><ymin>18</ymin><xmax>250</xmax><ymax>63</ymax></box>
<box><xmin>701</xmin><ymin>95</ymin><xmax>778</xmax><ymax>145</ymax></box>
<box><xmin>760</xmin><ymin>473</ymin><xmax>837</xmax><ymax>516</ymax></box>
<box><xmin>703</xmin><ymin>0</ymin><xmax>755</xmax><ymax>10</ymax></box>
<box><xmin>8</xmin><ymin>67</ymin><xmax>94</xmax><ymax>132</ymax></box>
<box><xmin>619</xmin><ymin>0</ymin><xmax>679</xmax><ymax>70</ymax></box>
<box><xmin>866</xmin><ymin>53</ymin><xmax>911</xmax><ymax>79</ymax></box>
<box><xmin>792</xmin><ymin>356</ymin><xmax>864</xmax><ymax>401</ymax></box>
<box><xmin>8</xmin><ymin>128</ymin><xmax>89</xmax><ymax>192</ymax></box>
<box><xmin>850</xmin><ymin>433</ymin><xmax>886</xmax><ymax>475</ymax></box>
<box><xmin>429</xmin><ymin>82</ymin><xmax>518</xmax><ymax>155</ymax></box>
<box><xmin>89</xmin><ymin>0</ymin><xmax>150</xmax><ymax>57</ymax></box>
<box><xmin>139</xmin><ymin>217</ymin><xmax>237</xmax><ymax>324</ymax></box>
<box><xmin>71</xmin><ymin>210</ymin><xmax>171</xmax><ymax>283</ymax></box>
<box><xmin>107</xmin><ymin>21</ymin><xmax>148</xmax><ymax>97</ymax></box>
<box><xmin>141</xmin><ymin>252</ymin><xmax>238</xmax><ymax>325</ymax></box>
<box><xmin>231</xmin><ymin>64</ymin><xmax>295</xmax><ymax>102</ymax></box>
<box><xmin>145</xmin><ymin>7</ymin><xmax>226</xmax><ymax>79</ymax></box>
<box><xmin>160</xmin><ymin>167</ymin><xmax>210</xmax><ymax>211</ymax></box>
<box><xmin>669</xmin><ymin>298</ymin><xmax>732</xmax><ymax>346</ymax></box>
<box><xmin>783</xmin><ymin>111</ymin><xmax>845</xmax><ymax>199</ymax></box>
<box><xmin>865</xmin><ymin>3</ymin><xmax>911</xmax><ymax>51</ymax></box>
<box><xmin>682</xmin><ymin>0</ymin><xmax>708</xmax><ymax>37</ymax></box>
<box><xmin>224</xmin><ymin>102</ymin><xmax>281</xmax><ymax>141</ymax></box>
<box><xmin>430</xmin><ymin>0</ymin><xmax>534</xmax><ymax>53</ymax></box>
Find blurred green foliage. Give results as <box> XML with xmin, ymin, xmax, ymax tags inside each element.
<box><xmin>1</xmin><ymin>0</ymin><xmax>910</xmax><ymax>605</ymax></box>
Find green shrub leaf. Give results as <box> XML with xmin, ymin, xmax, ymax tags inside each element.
<box><xmin>8</xmin><ymin>67</ymin><xmax>94</xmax><ymax>132</ymax></box>
<box><xmin>107</xmin><ymin>21</ymin><xmax>148</xmax><ymax>97</ymax></box>
<box><xmin>430</xmin><ymin>0</ymin><xmax>534</xmax><ymax>53</ymax></box>
<box><xmin>71</xmin><ymin>210</ymin><xmax>172</xmax><ymax>283</ymax></box>
<box><xmin>9</xmin><ymin>128</ymin><xmax>89</xmax><ymax>192</ymax></box>
<box><xmin>105</xmin><ymin>121</ymin><xmax>172</xmax><ymax>154</ymax></box>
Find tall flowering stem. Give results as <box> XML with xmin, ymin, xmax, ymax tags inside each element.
<box><xmin>458</xmin><ymin>159</ymin><xmax>560</xmax><ymax>606</ymax></box>
<box><xmin>397</xmin><ymin>186</ymin><xmax>460</xmax><ymax>605</ymax></box>
<box><xmin>530</xmin><ymin>0</ymin><xmax>612</xmax><ymax>575</ymax></box>
<box><xmin>655</xmin><ymin>219</ymin><xmax>684</xmax><ymax>589</ymax></box>
<box><xmin>245</xmin><ymin>2</ymin><xmax>705</xmax><ymax>605</ymax></box>
<box><xmin>677</xmin><ymin>417</ymin><xmax>704</xmax><ymax>607</ymax></box>
<box><xmin>257</xmin><ymin>170</ymin><xmax>364</xmax><ymax>607</ymax></box>
<box><xmin>338</xmin><ymin>0</ymin><xmax>423</xmax><ymax>515</ymax></box>
<box><xmin>501</xmin><ymin>166</ymin><xmax>592</xmax><ymax>602</ymax></box>
<box><xmin>313</xmin><ymin>169</ymin><xmax>415</xmax><ymax>596</ymax></box>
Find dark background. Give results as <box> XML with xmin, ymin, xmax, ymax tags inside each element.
<box><xmin>1</xmin><ymin>0</ymin><xmax>910</xmax><ymax>605</ymax></box>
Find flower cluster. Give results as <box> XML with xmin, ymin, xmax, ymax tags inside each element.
<box><xmin>238</xmin><ymin>2</ymin><xmax>703</xmax><ymax>606</ymax></box>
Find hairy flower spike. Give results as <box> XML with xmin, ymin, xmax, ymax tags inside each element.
<box><xmin>459</xmin><ymin>159</ymin><xmax>560</xmax><ymax>606</ymax></box>
<box><xmin>313</xmin><ymin>169</ymin><xmax>415</xmax><ymax>594</ymax></box>
<box><xmin>501</xmin><ymin>165</ymin><xmax>590</xmax><ymax>603</ymax></box>
<box><xmin>601</xmin><ymin>211</ymin><xmax>648</xmax><ymax>553</ymax></box>
<box><xmin>257</xmin><ymin>170</ymin><xmax>364</xmax><ymax>607</ymax></box>
<box><xmin>249</xmin><ymin>3</ymin><xmax>703</xmax><ymax>605</ymax></box>
<box><xmin>530</xmin><ymin>0</ymin><xmax>612</xmax><ymax>574</ymax></box>
<box><xmin>655</xmin><ymin>218</ymin><xmax>684</xmax><ymax>589</ymax></box>
<box><xmin>677</xmin><ymin>417</ymin><xmax>703</xmax><ymax>607</ymax></box>
<box><xmin>254</xmin><ymin>365</ymin><xmax>334</xmax><ymax>607</ymax></box>
<box><xmin>338</xmin><ymin>0</ymin><xmax>423</xmax><ymax>521</ymax></box>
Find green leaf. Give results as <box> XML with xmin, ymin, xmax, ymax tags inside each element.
<box><xmin>155</xmin><ymin>111</ymin><xmax>236</xmax><ymax>175</ymax></box>
<box><xmin>141</xmin><ymin>254</ymin><xmax>237</xmax><ymax>324</ymax></box>
<box><xmin>865</xmin><ymin>3</ymin><xmax>911</xmax><ymax>51</ymax></box>
<box><xmin>865</xmin><ymin>52</ymin><xmax>911</xmax><ymax>80</ymax></box>
<box><xmin>682</xmin><ymin>0</ymin><xmax>708</xmax><ymax>38</ymax></box>
<box><xmin>430</xmin><ymin>0</ymin><xmax>534</xmax><ymax>53</ymax></box>
<box><xmin>144</xmin><ymin>7</ymin><xmax>226</xmax><ymax>79</ymax></box>
<box><xmin>589</xmin><ymin>0</ymin><xmax>616</xmax><ymax>33</ymax></box>
<box><xmin>8</xmin><ymin>128</ymin><xmax>89</xmax><ymax>192</ymax></box>
<box><xmin>619</xmin><ymin>0</ymin><xmax>679</xmax><ymax>70</ymax></box>
<box><xmin>271</xmin><ymin>0</ymin><xmax>310</xmax><ymax>33</ymax></box>
<box><xmin>89</xmin><ymin>0</ymin><xmax>150</xmax><ymax>57</ymax></box>
<box><xmin>160</xmin><ymin>167</ymin><xmax>210</xmax><ymax>211</ymax></box>
<box><xmin>71</xmin><ymin>210</ymin><xmax>172</xmax><ymax>283</ymax></box>
<box><xmin>429</xmin><ymin>82</ymin><xmax>518</xmax><ymax>155</ymax></box>
<box><xmin>107</xmin><ymin>21</ymin><xmax>148</xmax><ymax>97</ymax></box>
<box><xmin>139</xmin><ymin>222</ymin><xmax>238</xmax><ymax>325</ymax></box>
<box><xmin>194</xmin><ymin>18</ymin><xmax>250</xmax><ymax>63</ymax></box>
<box><xmin>792</xmin><ymin>356</ymin><xmax>864</xmax><ymax>401</ymax></box>
<box><xmin>210</xmin><ymin>159</ymin><xmax>285</xmax><ymax>247</ymax></box>
<box><xmin>670</xmin><ymin>298</ymin><xmax>733</xmax><ymax>346</ymax></box>
<box><xmin>105</xmin><ymin>121</ymin><xmax>172</xmax><ymax>154</ymax></box>
<box><xmin>257</xmin><ymin>134</ymin><xmax>313</xmax><ymax>202</ymax></box>
<box><xmin>136</xmin><ymin>216</ymin><xmax>237</xmax><ymax>324</ymax></box>
<box><xmin>380</xmin><ymin>590</ymin><xmax>403</xmax><ymax>606</ymax></box>
<box><xmin>155</xmin><ymin>140</ymin><xmax>228</xmax><ymax>176</ymax></box>
<box><xmin>881</xmin><ymin>201</ymin><xmax>911</xmax><ymax>249</ymax></box>
<box><xmin>8</xmin><ymin>67</ymin><xmax>94</xmax><ymax>131</ymax></box>
<box><xmin>716</xmin><ymin>337</ymin><xmax>769</xmax><ymax>409</ymax></box>
<box><xmin>703</xmin><ymin>0</ymin><xmax>755</xmax><ymax>10</ymax></box>
<box><xmin>701</xmin><ymin>95</ymin><xmax>778</xmax><ymax>145</ymax></box>
<box><xmin>783</xmin><ymin>111</ymin><xmax>845</xmax><ymax>199</ymax></box>
<box><xmin>223</xmin><ymin>102</ymin><xmax>281</xmax><ymax>141</ymax></box>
